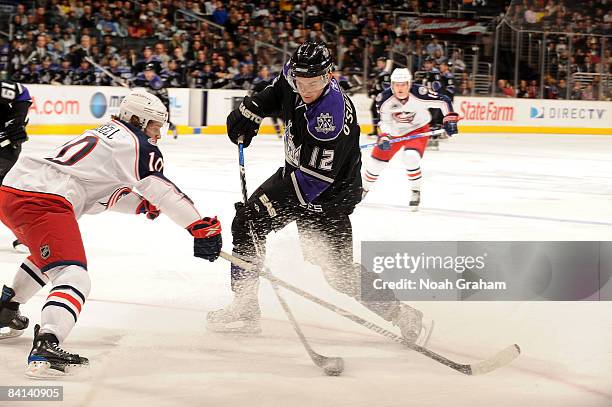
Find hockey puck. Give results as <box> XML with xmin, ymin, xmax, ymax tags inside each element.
<box><xmin>322</xmin><ymin>358</ymin><xmax>344</xmax><ymax>376</ymax></box>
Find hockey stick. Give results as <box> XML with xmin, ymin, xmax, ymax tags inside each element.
<box><xmin>236</xmin><ymin>139</ymin><xmax>345</xmax><ymax>376</ymax></box>
<box><xmin>85</xmin><ymin>57</ymin><xmax>130</xmax><ymax>88</ymax></box>
<box><xmin>220</xmin><ymin>251</ymin><xmax>521</xmax><ymax>376</ymax></box>
<box><xmin>360</xmin><ymin>129</ymin><xmax>446</xmax><ymax>150</ymax></box>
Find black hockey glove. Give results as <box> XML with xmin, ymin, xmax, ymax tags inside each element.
<box><xmin>442</xmin><ymin>112</ymin><xmax>460</xmax><ymax>137</ymax></box>
<box><xmin>188</xmin><ymin>217</ymin><xmax>222</xmax><ymax>262</ymax></box>
<box><xmin>0</xmin><ymin>120</ymin><xmax>28</xmax><ymax>147</ymax></box>
<box><xmin>0</xmin><ymin>101</ymin><xmax>31</xmax><ymax>147</ymax></box>
<box><xmin>227</xmin><ymin>97</ymin><xmax>263</xmax><ymax>147</ymax></box>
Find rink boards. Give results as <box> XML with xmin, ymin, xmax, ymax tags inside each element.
<box><xmin>23</xmin><ymin>85</ymin><xmax>612</xmax><ymax>136</ymax></box>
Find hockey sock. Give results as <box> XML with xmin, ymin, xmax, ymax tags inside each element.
<box><xmin>40</xmin><ymin>265</ymin><xmax>90</xmax><ymax>343</ymax></box>
<box><xmin>403</xmin><ymin>149</ymin><xmax>422</xmax><ymax>190</ymax></box>
<box><xmin>363</xmin><ymin>157</ymin><xmax>388</xmax><ymax>192</ymax></box>
<box><xmin>11</xmin><ymin>259</ymin><xmax>49</xmax><ymax>304</ymax></box>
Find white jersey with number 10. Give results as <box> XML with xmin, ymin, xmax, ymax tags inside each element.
<box><xmin>3</xmin><ymin>119</ymin><xmax>201</xmax><ymax>228</ymax></box>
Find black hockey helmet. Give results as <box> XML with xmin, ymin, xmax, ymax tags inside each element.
<box><xmin>289</xmin><ymin>41</ymin><xmax>333</xmax><ymax>78</ymax></box>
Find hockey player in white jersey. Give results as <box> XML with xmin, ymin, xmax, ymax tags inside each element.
<box><xmin>0</xmin><ymin>90</ymin><xmax>222</xmax><ymax>378</ymax></box>
<box><xmin>361</xmin><ymin>68</ymin><xmax>459</xmax><ymax>210</ymax></box>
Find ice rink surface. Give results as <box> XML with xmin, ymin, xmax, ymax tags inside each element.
<box><xmin>1</xmin><ymin>132</ymin><xmax>611</xmax><ymax>407</ymax></box>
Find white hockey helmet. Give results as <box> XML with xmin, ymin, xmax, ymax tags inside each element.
<box><xmin>119</xmin><ymin>89</ymin><xmax>169</xmax><ymax>136</ymax></box>
<box><xmin>390</xmin><ymin>68</ymin><xmax>412</xmax><ymax>86</ymax></box>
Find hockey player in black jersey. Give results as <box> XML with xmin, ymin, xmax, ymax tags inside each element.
<box><xmin>0</xmin><ymin>81</ymin><xmax>30</xmax><ymax>187</ymax></box>
<box><xmin>0</xmin><ymin>82</ymin><xmax>31</xmax><ymax>258</ymax></box>
<box><xmin>207</xmin><ymin>41</ymin><xmax>427</xmax><ymax>344</ymax></box>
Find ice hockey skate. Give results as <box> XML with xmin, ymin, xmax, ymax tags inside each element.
<box><xmin>207</xmin><ymin>278</ymin><xmax>262</xmax><ymax>334</ymax></box>
<box><xmin>427</xmin><ymin>137</ymin><xmax>440</xmax><ymax>150</ymax></box>
<box><xmin>0</xmin><ymin>285</ymin><xmax>29</xmax><ymax>340</ymax></box>
<box><xmin>409</xmin><ymin>189</ymin><xmax>420</xmax><ymax>211</ymax></box>
<box><xmin>25</xmin><ymin>325</ymin><xmax>89</xmax><ymax>378</ymax></box>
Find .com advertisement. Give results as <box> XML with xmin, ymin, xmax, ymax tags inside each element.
<box><xmin>25</xmin><ymin>85</ymin><xmax>189</xmax><ymax>126</ymax></box>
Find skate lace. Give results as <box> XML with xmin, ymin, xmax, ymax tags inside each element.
<box><xmin>50</xmin><ymin>342</ymin><xmax>74</xmax><ymax>357</ymax></box>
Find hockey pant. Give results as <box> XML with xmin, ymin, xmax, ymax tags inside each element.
<box><xmin>363</xmin><ymin>125</ymin><xmax>429</xmax><ymax>192</ymax></box>
<box><xmin>0</xmin><ymin>188</ymin><xmax>90</xmax><ymax>342</ymax></box>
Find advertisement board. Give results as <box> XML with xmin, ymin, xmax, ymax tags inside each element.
<box><xmin>22</xmin><ymin>85</ymin><xmax>611</xmax><ymax>135</ymax></box>
<box><xmin>25</xmin><ymin>85</ymin><xmax>190</xmax><ymax>134</ymax></box>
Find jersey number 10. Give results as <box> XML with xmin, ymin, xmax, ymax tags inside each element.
<box><xmin>46</xmin><ymin>136</ymin><xmax>99</xmax><ymax>166</ymax></box>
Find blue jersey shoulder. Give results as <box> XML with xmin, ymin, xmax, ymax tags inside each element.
<box><xmin>375</xmin><ymin>87</ymin><xmax>393</xmax><ymax>109</ymax></box>
<box><xmin>304</xmin><ymin>79</ymin><xmax>345</xmax><ymax>141</ymax></box>
<box><xmin>119</xmin><ymin>119</ymin><xmax>164</xmax><ymax>179</ymax></box>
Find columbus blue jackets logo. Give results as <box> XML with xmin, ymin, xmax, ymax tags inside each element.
<box><xmin>314</xmin><ymin>113</ymin><xmax>336</xmax><ymax>134</ymax></box>
<box><xmin>40</xmin><ymin>244</ymin><xmax>51</xmax><ymax>260</ymax></box>
<box><xmin>392</xmin><ymin>111</ymin><xmax>417</xmax><ymax>123</ymax></box>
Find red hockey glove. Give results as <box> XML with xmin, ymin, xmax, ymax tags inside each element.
<box><xmin>136</xmin><ymin>200</ymin><xmax>161</xmax><ymax>220</ymax></box>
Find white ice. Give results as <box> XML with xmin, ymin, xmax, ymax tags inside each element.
<box><xmin>1</xmin><ymin>132</ymin><xmax>611</xmax><ymax>407</ymax></box>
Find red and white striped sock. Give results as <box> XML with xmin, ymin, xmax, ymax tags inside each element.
<box><xmin>40</xmin><ymin>265</ymin><xmax>90</xmax><ymax>343</ymax></box>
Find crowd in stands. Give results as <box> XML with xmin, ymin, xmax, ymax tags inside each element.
<box><xmin>0</xmin><ymin>0</ymin><xmax>608</xmax><ymax>100</ymax></box>
<box><xmin>497</xmin><ymin>0</ymin><xmax>610</xmax><ymax>100</ymax></box>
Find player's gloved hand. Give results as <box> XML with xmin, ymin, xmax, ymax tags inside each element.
<box><xmin>188</xmin><ymin>217</ymin><xmax>222</xmax><ymax>262</ymax></box>
<box><xmin>442</xmin><ymin>112</ymin><xmax>460</xmax><ymax>137</ymax></box>
<box><xmin>136</xmin><ymin>200</ymin><xmax>161</xmax><ymax>220</ymax></box>
<box><xmin>227</xmin><ymin>97</ymin><xmax>263</xmax><ymax>148</ymax></box>
<box><xmin>0</xmin><ymin>122</ymin><xmax>28</xmax><ymax>147</ymax></box>
<box><xmin>377</xmin><ymin>133</ymin><xmax>391</xmax><ymax>151</ymax></box>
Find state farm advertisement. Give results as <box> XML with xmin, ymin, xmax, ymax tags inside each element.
<box><xmin>455</xmin><ymin>97</ymin><xmax>611</xmax><ymax>131</ymax></box>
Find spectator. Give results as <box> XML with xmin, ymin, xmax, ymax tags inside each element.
<box><xmin>341</xmin><ymin>43</ymin><xmax>362</xmax><ymax>70</ymax></box>
<box><xmin>161</xmin><ymin>59</ymin><xmax>187</xmax><ymax>88</ymax></box>
<box><xmin>496</xmin><ymin>79</ymin><xmax>516</xmax><ymax>97</ymax></box>
<box><xmin>73</xmin><ymin>59</ymin><xmax>95</xmax><ymax>85</ymax></box>
<box><xmin>581</xmin><ymin>83</ymin><xmax>595</xmax><ymax>100</ymax></box>
<box><xmin>79</xmin><ymin>5</ymin><xmax>96</xmax><ymax>30</ymax></box>
<box><xmin>71</xmin><ymin>35</ymin><xmax>91</xmax><ymax>68</ymax></box>
<box><xmin>98</xmin><ymin>55</ymin><xmax>132</xmax><ymax>86</ymax></box>
<box><xmin>13</xmin><ymin>57</ymin><xmax>40</xmax><ymax>83</ymax></box>
<box><xmin>516</xmin><ymin>80</ymin><xmax>529</xmax><ymax>98</ymax></box>
<box><xmin>38</xmin><ymin>56</ymin><xmax>56</xmax><ymax>84</ymax></box>
<box><xmin>134</xmin><ymin>46</ymin><xmax>162</xmax><ymax>75</ymax></box>
<box><xmin>527</xmin><ymin>80</ymin><xmax>538</xmax><ymax>98</ymax></box>
<box><xmin>544</xmin><ymin>77</ymin><xmax>559</xmax><ymax>99</ymax></box>
<box><xmin>28</xmin><ymin>35</ymin><xmax>51</xmax><ymax>63</ymax></box>
<box><xmin>557</xmin><ymin>79</ymin><xmax>569</xmax><ymax>99</ymax></box>
<box><xmin>212</xmin><ymin>2</ymin><xmax>229</xmax><ymax>25</ymax></box>
<box><xmin>154</xmin><ymin>42</ymin><xmax>171</xmax><ymax>66</ymax></box>
<box><xmin>426</xmin><ymin>35</ymin><xmax>444</xmax><ymax>57</ymax></box>
<box><xmin>570</xmin><ymin>82</ymin><xmax>583</xmax><ymax>100</ymax></box>
<box><xmin>458</xmin><ymin>81</ymin><xmax>472</xmax><ymax>96</ymax></box>
<box><xmin>53</xmin><ymin>57</ymin><xmax>74</xmax><ymax>85</ymax></box>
